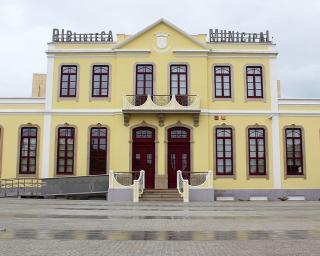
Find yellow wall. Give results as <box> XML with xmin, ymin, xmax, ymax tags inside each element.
<box><xmin>0</xmin><ymin>115</ymin><xmax>43</xmax><ymax>179</ymax></box>
<box><xmin>279</xmin><ymin>116</ymin><xmax>320</xmax><ymax>189</ymax></box>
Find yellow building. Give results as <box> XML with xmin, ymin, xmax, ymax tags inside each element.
<box><xmin>0</xmin><ymin>19</ymin><xmax>319</xmax><ymax>201</ymax></box>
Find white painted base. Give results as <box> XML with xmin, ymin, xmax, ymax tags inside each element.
<box><xmin>216</xmin><ymin>196</ymin><xmax>235</xmax><ymax>201</ymax></box>
<box><xmin>288</xmin><ymin>196</ymin><xmax>305</xmax><ymax>201</ymax></box>
<box><xmin>249</xmin><ymin>196</ymin><xmax>268</xmax><ymax>201</ymax></box>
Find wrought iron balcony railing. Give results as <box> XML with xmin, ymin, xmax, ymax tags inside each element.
<box><xmin>123</xmin><ymin>94</ymin><xmax>200</xmax><ymax>113</ymax></box>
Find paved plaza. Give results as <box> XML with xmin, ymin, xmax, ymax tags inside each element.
<box><xmin>0</xmin><ymin>199</ymin><xmax>320</xmax><ymax>255</ymax></box>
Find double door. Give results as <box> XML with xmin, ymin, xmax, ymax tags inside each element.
<box><xmin>132</xmin><ymin>143</ymin><xmax>155</xmax><ymax>189</ymax></box>
<box><xmin>168</xmin><ymin>143</ymin><xmax>190</xmax><ymax>188</ymax></box>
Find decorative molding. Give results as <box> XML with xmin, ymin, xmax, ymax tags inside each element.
<box><xmin>209</xmin><ymin>49</ymin><xmax>278</xmax><ymax>55</ymax></box>
<box><xmin>1</xmin><ymin>107</ymin><xmax>320</xmax><ymax>116</ymax></box>
<box><xmin>192</xmin><ymin>114</ymin><xmax>199</xmax><ymax>127</ymax></box>
<box><xmin>0</xmin><ymin>98</ymin><xmax>45</xmax><ymax>104</ymax></box>
<box><xmin>123</xmin><ymin>113</ymin><xmax>130</xmax><ymax>126</ymax></box>
<box><xmin>278</xmin><ymin>98</ymin><xmax>320</xmax><ymax>105</ymax></box>
<box><xmin>158</xmin><ymin>114</ymin><xmax>165</xmax><ymax>127</ymax></box>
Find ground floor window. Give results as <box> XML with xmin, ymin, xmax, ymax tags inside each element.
<box><xmin>19</xmin><ymin>127</ymin><xmax>37</xmax><ymax>174</ymax></box>
<box><xmin>285</xmin><ymin>128</ymin><xmax>303</xmax><ymax>175</ymax></box>
<box><xmin>215</xmin><ymin>127</ymin><xmax>233</xmax><ymax>175</ymax></box>
<box><xmin>248</xmin><ymin>128</ymin><xmax>266</xmax><ymax>175</ymax></box>
<box><xmin>89</xmin><ymin>127</ymin><xmax>107</xmax><ymax>175</ymax></box>
<box><xmin>57</xmin><ymin>127</ymin><xmax>75</xmax><ymax>175</ymax></box>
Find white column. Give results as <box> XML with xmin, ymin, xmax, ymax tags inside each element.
<box><xmin>271</xmin><ymin>115</ymin><xmax>281</xmax><ymax>189</ymax></box>
<box><xmin>270</xmin><ymin>55</ymin><xmax>281</xmax><ymax>189</ymax></box>
<box><xmin>41</xmin><ymin>55</ymin><xmax>54</xmax><ymax>178</ymax></box>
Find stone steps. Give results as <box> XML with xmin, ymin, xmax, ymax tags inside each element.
<box><xmin>140</xmin><ymin>189</ymin><xmax>183</xmax><ymax>202</ymax></box>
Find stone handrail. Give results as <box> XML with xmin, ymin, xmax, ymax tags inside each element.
<box><xmin>177</xmin><ymin>170</ymin><xmax>189</xmax><ymax>202</ymax></box>
<box><xmin>133</xmin><ymin>170</ymin><xmax>145</xmax><ymax>202</ymax></box>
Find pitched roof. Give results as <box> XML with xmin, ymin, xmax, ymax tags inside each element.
<box><xmin>113</xmin><ymin>18</ymin><xmax>208</xmax><ymax>49</ymax></box>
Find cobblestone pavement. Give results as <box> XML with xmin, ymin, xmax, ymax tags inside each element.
<box><xmin>0</xmin><ymin>199</ymin><xmax>320</xmax><ymax>255</ymax></box>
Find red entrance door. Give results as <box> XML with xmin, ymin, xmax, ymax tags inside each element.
<box><xmin>132</xmin><ymin>127</ymin><xmax>155</xmax><ymax>189</ymax></box>
<box><xmin>167</xmin><ymin>127</ymin><xmax>190</xmax><ymax>188</ymax></box>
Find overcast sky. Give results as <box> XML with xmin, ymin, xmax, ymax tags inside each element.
<box><xmin>0</xmin><ymin>0</ymin><xmax>319</xmax><ymax>98</ymax></box>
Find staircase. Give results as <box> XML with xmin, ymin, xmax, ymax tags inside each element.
<box><xmin>140</xmin><ymin>189</ymin><xmax>183</xmax><ymax>202</ymax></box>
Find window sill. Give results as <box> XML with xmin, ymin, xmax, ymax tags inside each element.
<box><xmin>214</xmin><ymin>174</ymin><xmax>236</xmax><ymax>180</ymax></box>
<box><xmin>285</xmin><ymin>174</ymin><xmax>306</xmax><ymax>179</ymax></box>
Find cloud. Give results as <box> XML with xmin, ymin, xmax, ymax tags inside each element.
<box><xmin>0</xmin><ymin>0</ymin><xmax>319</xmax><ymax>97</ymax></box>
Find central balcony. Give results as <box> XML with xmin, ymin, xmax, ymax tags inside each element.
<box><xmin>123</xmin><ymin>94</ymin><xmax>200</xmax><ymax>113</ymax></box>
<box><xmin>122</xmin><ymin>94</ymin><xmax>200</xmax><ymax>127</ymax></box>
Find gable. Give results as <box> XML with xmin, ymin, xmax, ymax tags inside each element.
<box><xmin>114</xmin><ymin>19</ymin><xmax>207</xmax><ymax>51</ymax></box>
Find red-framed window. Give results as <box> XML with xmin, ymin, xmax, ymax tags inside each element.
<box><xmin>89</xmin><ymin>127</ymin><xmax>107</xmax><ymax>175</ymax></box>
<box><xmin>19</xmin><ymin>127</ymin><xmax>37</xmax><ymax>174</ymax></box>
<box><xmin>248</xmin><ymin>128</ymin><xmax>266</xmax><ymax>175</ymax></box>
<box><xmin>216</xmin><ymin>128</ymin><xmax>233</xmax><ymax>175</ymax></box>
<box><xmin>246</xmin><ymin>66</ymin><xmax>263</xmax><ymax>98</ymax></box>
<box><xmin>136</xmin><ymin>65</ymin><xmax>153</xmax><ymax>95</ymax></box>
<box><xmin>170</xmin><ymin>65</ymin><xmax>188</xmax><ymax>96</ymax></box>
<box><xmin>92</xmin><ymin>65</ymin><xmax>109</xmax><ymax>97</ymax></box>
<box><xmin>214</xmin><ymin>66</ymin><xmax>231</xmax><ymax>98</ymax></box>
<box><xmin>60</xmin><ymin>65</ymin><xmax>77</xmax><ymax>97</ymax></box>
<box><xmin>57</xmin><ymin>127</ymin><xmax>75</xmax><ymax>175</ymax></box>
<box><xmin>285</xmin><ymin>128</ymin><xmax>303</xmax><ymax>175</ymax></box>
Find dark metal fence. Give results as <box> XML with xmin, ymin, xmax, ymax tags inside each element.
<box><xmin>42</xmin><ymin>175</ymin><xmax>109</xmax><ymax>196</ymax></box>
<box><xmin>0</xmin><ymin>178</ymin><xmax>44</xmax><ymax>197</ymax></box>
<box><xmin>0</xmin><ymin>175</ymin><xmax>109</xmax><ymax>198</ymax></box>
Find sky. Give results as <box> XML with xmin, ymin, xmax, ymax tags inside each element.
<box><xmin>0</xmin><ymin>0</ymin><xmax>319</xmax><ymax>98</ymax></box>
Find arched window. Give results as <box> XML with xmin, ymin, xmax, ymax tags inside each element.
<box><xmin>285</xmin><ymin>128</ymin><xmax>304</xmax><ymax>175</ymax></box>
<box><xmin>215</xmin><ymin>127</ymin><xmax>233</xmax><ymax>175</ymax></box>
<box><xmin>60</xmin><ymin>65</ymin><xmax>77</xmax><ymax>97</ymax></box>
<box><xmin>19</xmin><ymin>127</ymin><xmax>38</xmax><ymax>174</ymax></box>
<box><xmin>89</xmin><ymin>127</ymin><xmax>107</xmax><ymax>175</ymax></box>
<box><xmin>92</xmin><ymin>65</ymin><xmax>109</xmax><ymax>97</ymax></box>
<box><xmin>214</xmin><ymin>66</ymin><xmax>231</xmax><ymax>98</ymax></box>
<box><xmin>248</xmin><ymin>128</ymin><xmax>266</xmax><ymax>175</ymax></box>
<box><xmin>246</xmin><ymin>66</ymin><xmax>263</xmax><ymax>98</ymax></box>
<box><xmin>56</xmin><ymin>127</ymin><xmax>75</xmax><ymax>174</ymax></box>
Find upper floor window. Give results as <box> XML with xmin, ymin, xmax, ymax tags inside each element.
<box><xmin>60</xmin><ymin>65</ymin><xmax>77</xmax><ymax>97</ymax></box>
<box><xmin>92</xmin><ymin>65</ymin><xmax>109</xmax><ymax>97</ymax></box>
<box><xmin>285</xmin><ymin>128</ymin><xmax>304</xmax><ymax>175</ymax></box>
<box><xmin>170</xmin><ymin>65</ymin><xmax>188</xmax><ymax>96</ymax></box>
<box><xmin>215</xmin><ymin>128</ymin><xmax>233</xmax><ymax>175</ymax></box>
<box><xmin>136</xmin><ymin>65</ymin><xmax>153</xmax><ymax>96</ymax></box>
<box><xmin>248</xmin><ymin>128</ymin><xmax>266</xmax><ymax>175</ymax></box>
<box><xmin>170</xmin><ymin>65</ymin><xmax>188</xmax><ymax>106</ymax></box>
<box><xmin>19</xmin><ymin>127</ymin><xmax>38</xmax><ymax>174</ymax></box>
<box><xmin>246</xmin><ymin>66</ymin><xmax>263</xmax><ymax>99</ymax></box>
<box><xmin>57</xmin><ymin>127</ymin><xmax>75</xmax><ymax>175</ymax></box>
<box><xmin>214</xmin><ymin>66</ymin><xmax>231</xmax><ymax>98</ymax></box>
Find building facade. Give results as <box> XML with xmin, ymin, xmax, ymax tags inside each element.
<box><xmin>1</xmin><ymin>19</ymin><xmax>320</xmax><ymax>200</ymax></box>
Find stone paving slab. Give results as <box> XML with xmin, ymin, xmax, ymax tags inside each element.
<box><xmin>0</xmin><ymin>199</ymin><xmax>320</xmax><ymax>255</ymax></box>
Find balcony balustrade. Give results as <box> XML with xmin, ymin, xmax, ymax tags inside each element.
<box><xmin>122</xmin><ymin>94</ymin><xmax>200</xmax><ymax>127</ymax></box>
<box><xmin>123</xmin><ymin>94</ymin><xmax>200</xmax><ymax>113</ymax></box>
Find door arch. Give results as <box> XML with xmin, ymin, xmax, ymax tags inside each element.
<box><xmin>132</xmin><ymin>127</ymin><xmax>155</xmax><ymax>189</ymax></box>
<box><xmin>167</xmin><ymin>127</ymin><xmax>191</xmax><ymax>188</ymax></box>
